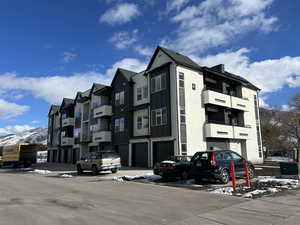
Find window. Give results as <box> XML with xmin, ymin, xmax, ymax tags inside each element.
<box><xmin>151</xmin><ymin>108</ymin><xmax>167</xmax><ymax>126</ymax></box>
<box><xmin>137</xmin><ymin>116</ymin><xmax>142</xmax><ymax>129</ymax></box>
<box><xmin>115</xmin><ymin>91</ymin><xmax>124</xmax><ymax>105</ymax></box>
<box><xmin>181</xmin><ymin>144</ymin><xmax>187</xmax><ymax>154</ymax></box>
<box><xmin>180</xmin><ymin>106</ymin><xmax>186</xmax><ymax>124</ymax></box>
<box><xmin>151</xmin><ymin>73</ymin><xmax>167</xmax><ymax>93</ymax></box>
<box><xmin>120</xmin><ymin>118</ymin><xmax>124</xmax><ymax>131</ymax></box>
<box><xmin>230</xmin><ymin>152</ymin><xmax>242</xmax><ymax>160</ymax></box>
<box><xmin>120</xmin><ymin>91</ymin><xmax>125</xmax><ymax>105</ymax></box>
<box><xmin>192</xmin><ymin>83</ymin><xmax>196</xmax><ymax>90</ymax></box>
<box><xmin>143</xmin><ymin>115</ymin><xmax>149</xmax><ymax>128</ymax></box>
<box><xmin>114</xmin><ymin>119</ymin><xmax>120</xmax><ymax>133</ymax></box>
<box><xmin>179</xmin><ymin>72</ymin><xmax>184</xmax><ymax>88</ymax></box>
<box><xmin>115</xmin><ymin>92</ymin><xmax>120</xmax><ymax>105</ymax></box>
<box><xmin>143</xmin><ymin>85</ymin><xmax>148</xmax><ymax>98</ymax></box>
<box><xmin>137</xmin><ymin>87</ymin><xmax>142</xmax><ymax>101</ymax></box>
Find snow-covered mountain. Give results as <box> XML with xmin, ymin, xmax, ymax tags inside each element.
<box><xmin>0</xmin><ymin>127</ymin><xmax>48</xmax><ymax>146</ymax></box>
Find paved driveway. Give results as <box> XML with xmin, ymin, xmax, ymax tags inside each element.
<box><xmin>0</xmin><ymin>169</ymin><xmax>300</xmax><ymax>225</ymax></box>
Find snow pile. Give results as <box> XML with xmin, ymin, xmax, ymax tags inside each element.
<box><xmin>30</xmin><ymin>169</ymin><xmax>52</xmax><ymax>175</ymax></box>
<box><xmin>113</xmin><ymin>173</ymin><xmax>161</xmax><ymax>182</ymax></box>
<box><xmin>61</xmin><ymin>174</ymin><xmax>73</xmax><ymax>178</ymax></box>
<box><xmin>209</xmin><ymin>176</ymin><xmax>300</xmax><ymax>198</ymax></box>
<box><xmin>209</xmin><ymin>187</ymin><xmax>234</xmax><ymax>196</ymax></box>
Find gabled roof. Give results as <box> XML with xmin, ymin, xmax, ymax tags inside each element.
<box><xmin>91</xmin><ymin>83</ymin><xmax>109</xmax><ymax>95</ymax></box>
<box><xmin>82</xmin><ymin>89</ymin><xmax>91</xmax><ymax>97</ymax></box>
<box><xmin>48</xmin><ymin>105</ymin><xmax>59</xmax><ymax>116</ymax></box>
<box><xmin>146</xmin><ymin>46</ymin><xmax>202</xmax><ymax>72</ymax></box>
<box><xmin>110</xmin><ymin>68</ymin><xmax>137</xmax><ymax>86</ymax></box>
<box><xmin>74</xmin><ymin>91</ymin><xmax>82</xmax><ymax>102</ymax></box>
<box><xmin>59</xmin><ymin>98</ymin><xmax>74</xmax><ymax>111</ymax></box>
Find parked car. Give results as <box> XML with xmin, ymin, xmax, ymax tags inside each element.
<box><xmin>153</xmin><ymin>155</ymin><xmax>193</xmax><ymax>180</ymax></box>
<box><xmin>76</xmin><ymin>151</ymin><xmax>121</xmax><ymax>175</ymax></box>
<box><xmin>189</xmin><ymin>150</ymin><xmax>255</xmax><ymax>184</ymax></box>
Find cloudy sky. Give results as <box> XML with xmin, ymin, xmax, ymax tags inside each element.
<box><xmin>0</xmin><ymin>0</ymin><xmax>300</xmax><ymax>135</ymax></box>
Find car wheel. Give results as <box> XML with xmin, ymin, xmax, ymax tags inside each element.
<box><xmin>220</xmin><ymin>169</ymin><xmax>229</xmax><ymax>184</ymax></box>
<box><xmin>248</xmin><ymin>166</ymin><xmax>255</xmax><ymax>179</ymax></box>
<box><xmin>111</xmin><ymin>168</ymin><xmax>118</xmax><ymax>174</ymax></box>
<box><xmin>77</xmin><ymin>164</ymin><xmax>83</xmax><ymax>175</ymax></box>
<box><xmin>92</xmin><ymin>165</ymin><xmax>98</xmax><ymax>176</ymax></box>
<box><xmin>181</xmin><ymin>171</ymin><xmax>188</xmax><ymax>180</ymax></box>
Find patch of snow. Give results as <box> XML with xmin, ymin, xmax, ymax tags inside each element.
<box><xmin>113</xmin><ymin>173</ymin><xmax>161</xmax><ymax>182</ymax></box>
<box><xmin>242</xmin><ymin>190</ymin><xmax>267</xmax><ymax>198</ymax></box>
<box><xmin>30</xmin><ymin>169</ymin><xmax>52</xmax><ymax>175</ymax></box>
<box><xmin>209</xmin><ymin>187</ymin><xmax>234</xmax><ymax>195</ymax></box>
<box><xmin>258</xmin><ymin>176</ymin><xmax>300</xmax><ymax>187</ymax></box>
<box><xmin>61</xmin><ymin>174</ymin><xmax>73</xmax><ymax>178</ymax></box>
<box><xmin>264</xmin><ymin>157</ymin><xmax>294</xmax><ymax>162</ymax></box>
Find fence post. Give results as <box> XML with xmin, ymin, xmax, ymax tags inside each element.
<box><xmin>244</xmin><ymin>161</ymin><xmax>251</xmax><ymax>188</ymax></box>
<box><xmin>230</xmin><ymin>160</ymin><xmax>236</xmax><ymax>191</ymax></box>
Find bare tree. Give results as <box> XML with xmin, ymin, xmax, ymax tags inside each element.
<box><xmin>289</xmin><ymin>92</ymin><xmax>300</xmax><ymax>111</ymax></box>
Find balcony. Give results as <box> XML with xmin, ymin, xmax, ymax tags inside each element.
<box><xmin>93</xmin><ymin>105</ymin><xmax>112</xmax><ymax>118</ymax></box>
<box><xmin>205</xmin><ymin>123</ymin><xmax>234</xmax><ymax>139</ymax></box>
<box><xmin>203</xmin><ymin>90</ymin><xmax>231</xmax><ymax>108</ymax></box>
<box><xmin>61</xmin><ymin>137</ymin><xmax>74</xmax><ymax>146</ymax></box>
<box><xmin>231</xmin><ymin>96</ymin><xmax>250</xmax><ymax>111</ymax></box>
<box><xmin>92</xmin><ymin>131</ymin><xmax>111</xmax><ymax>143</ymax></box>
<box><xmin>62</xmin><ymin>118</ymin><xmax>74</xmax><ymax>127</ymax></box>
<box><xmin>233</xmin><ymin>126</ymin><xmax>250</xmax><ymax>139</ymax></box>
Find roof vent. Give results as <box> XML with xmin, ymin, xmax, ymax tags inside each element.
<box><xmin>211</xmin><ymin>64</ymin><xmax>225</xmax><ymax>73</ymax></box>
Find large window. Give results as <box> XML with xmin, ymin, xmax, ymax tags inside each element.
<box><xmin>180</xmin><ymin>106</ymin><xmax>186</xmax><ymax>123</ymax></box>
<box><xmin>179</xmin><ymin>72</ymin><xmax>184</xmax><ymax>88</ymax></box>
<box><xmin>115</xmin><ymin>118</ymin><xmax>125</xmax><ymax>132</ymax></box>
<box><xmin>137</xmin><ymin>87</ymin><xmax>142</xmax><ymax>101</ymax></box>
<box><xmin>137</xmin><ymin>116</ymin><xmax>142</xmax><ymax>129</ymax></box>
<box><xmin>151</xmin><ymin>73</ymin><xmax>166</xmax><ymax>93</ymax></box>
<box><xmin>151</xmin><ymin>108</ymin><xmax>167</xmax><ymax>126</ymax></box>
<box><xmin>115</xmin><ymin>91</ymin><xmax>125</xmax><ymax>106</ymax></box>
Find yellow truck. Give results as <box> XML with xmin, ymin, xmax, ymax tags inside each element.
<box><xmin>2</xmin><ymin>144</ymin><xmax>44</xmax><ymax>168</ymax></box>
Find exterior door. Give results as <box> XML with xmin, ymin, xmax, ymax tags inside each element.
<box><xmin>153</xmin><ymin>141</ymin><xmax>174</xmax><ymax>166</ymax></box>
<box><xmin>132</xmin><ymin>143</ymin><xmax>148</xmax><ymax>168</ymax></box>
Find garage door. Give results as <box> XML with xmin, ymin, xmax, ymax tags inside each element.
<box><xmin>153</xmin><ymin>141</ymin><xmax>174</xmax><ymax>165</ymax></box>
<box><xmin>117</xmin><ymin>144</ymin><xmax>129</xmax><ymax>166</ymax></box>
<box><xmin>132</xmin><ymin>143</ymin><xmax>148</xmax><ymax>168</ymax></box>
<box><xmin>206</xmin><ymin>138</ymin><xmax>229</xmax><ymax>150</ymax></box>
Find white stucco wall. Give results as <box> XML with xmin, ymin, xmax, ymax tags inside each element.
<box><xmin>176</xmin><ymin>66</ymin><xmax>206</xmax><ymax>156</ymax></box>
<box><xmin>132</xmin><ymin>72</ymin><xmax>149</xmax><ymax>106</ymax></box>
<box><xmin>242</xmin><ymin>87</ymin><xmax>263</xmax><ymax>164</ymax></box>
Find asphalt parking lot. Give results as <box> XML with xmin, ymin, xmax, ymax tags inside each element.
<box><xmin>1</xmin><ymin>164</ymin><xmax>300</xmax><ymax>225</ymax></box>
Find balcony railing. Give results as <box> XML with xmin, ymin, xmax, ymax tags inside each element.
<box><xmin>93</xmin><ymin>105</ymin><xmax>112</xmax><ymax>118</ymax></box>
<box><xmin>61</xmin><ymin>137</ymin><xmax>74</xmax><ymax>146</ymax></box>
<box><xmin>62</xmin><ymin>118</ymin><xmax>75</xmax><ymax>127</ymax></box>
<box><xmin>203</xmin><ymin>89</ymin><xmax>250</xmax><ymax>111</ymax></box>
<box><xmin>92</xmin><ymin>130</ymin><xmax>111</xmax><ymax>143</ymax></box>
<box><xmin>205</xmin><ymin>121</ymin><xmax>250</xmax><ymax>139</ymax></box>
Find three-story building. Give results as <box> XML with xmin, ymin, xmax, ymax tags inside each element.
<box><xmin>47</xmin><ymin>46</ymin><xmax>263</xmax><ymax>166</ymax></box>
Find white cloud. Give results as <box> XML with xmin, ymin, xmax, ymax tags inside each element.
<box><xmin>31</xmin><ymin>120</ymin><xmax>39</xmax><ymax>124</ymax></box>
<box><xmin>197</xmin><ymin>48</ymin><xmax>300</xmax><ymax>93</ymax></box>
<box><xmin>62</xmin><ymin>52</ymin><xmax>77</xmax><ymax>63</ymax></box>
<box><xmin>166</xmin><ymin>0</ymin><xmax>188</xmax><ymax>12</ymax></box>
<box><xmin>109</xmin><ymin>30</ymin><xmax>138</xmax><ymax>49</ymax></box>
<box><xmin>0</xmin><ymin>125</ymin><xmax>35</xmax><ymax>135</ymax></box>
<box><xmin>100</xmin><ymin>3</ymin><xmax>140</xmax><ymax>25</ymax></box>
<box><xmin>105</xmin><ymin>58</ymin><xmax>147</xmax><ymax>78</ymax></box>
<box><xmin>162</xmin><ymin>0</ymin><xmax>277</xmax><ymax>54</ymax></box>
<box><xmin>281</xmin><ymin>104</ymin><xmax>294</xmax><ymax>111</ymax></box>
<box><xmin>0</xmin><ymin>99</ymin><xmax>30</xmax><ymax>120</ymax></box>
<box><xmin>134</xmin><ymin>45</ymin><xmax>153</xmax><ymax>57</ymax></box>
<box><xmin>0</xmin><ymin>58</ymin><xmax>147</xmax><ymax>105</ymax></box>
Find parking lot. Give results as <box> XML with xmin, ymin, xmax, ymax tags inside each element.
<box><xmin>1</xmin><ymin>164</ymin><xmax>300</xmax><ymax>225</ymax></box>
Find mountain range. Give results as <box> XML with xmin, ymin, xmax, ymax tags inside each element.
<box><xmin>0</xmin><ymin>127</ymin><xmax>48</xmax><ymax>146</ymax></box>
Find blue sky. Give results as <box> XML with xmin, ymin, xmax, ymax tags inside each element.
<box><xmin>0</xmin><ymin>0</ymin><xmax>300</xmax><ymax>135</ymax></box>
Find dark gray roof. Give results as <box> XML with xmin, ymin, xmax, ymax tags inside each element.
<box><xmin>82</xmin><ymin>89</ymin><xmax>91</xmax><ymax>97</ymax></box>
<box><xmin>48</xmin><ymin>105</ymin><xmax>59</xmax><ymax>116</ymax></box>
<box><xmin>118</xmin><ymin>68</ymin><xmax>137</xmax><ymax>80</ymax></box>
<box><xmin>63</xmin><ymin>98</ymin><xmax>74</xmax><ymax>105</ymax></box>
<box><xmin>92</xmin><ymin>83</ymin><xmax>110</xmax><ymax>94</ymax></box>
<box><xmin>147</xmin><ymin>46</ymin><xmax>202</xmax><ymax>71</ymax></box>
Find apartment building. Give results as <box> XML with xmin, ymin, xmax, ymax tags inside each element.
<box><xmin>47</xmin><ymin>46</ymin><xmax>263</xmax><ymax>166</ymax></box>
